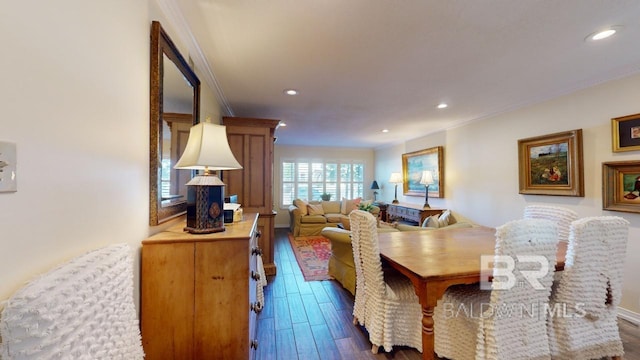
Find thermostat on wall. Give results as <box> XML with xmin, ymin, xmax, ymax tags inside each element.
<box><xmin>0</xmin><ymin>141</ymin><xmax>17</xmax><ymax>193</ymax></box>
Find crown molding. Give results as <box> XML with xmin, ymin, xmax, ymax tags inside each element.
<box><xmin>156</xmin><ymin>0</ymin><xmax>234</xmax><ymax>116</ymax></box>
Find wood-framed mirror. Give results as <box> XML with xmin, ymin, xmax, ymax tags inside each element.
<box><xmin>149</xmin><ymin>21</ymin><xmax>201</xmax><ymax>225</ymax></box>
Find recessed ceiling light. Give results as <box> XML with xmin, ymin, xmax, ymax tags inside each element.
<box><xmin>437</xmin><ymin>103</ymin><xmax>448</xmax><ymax>109</ymax></box>
<box><xmin>284</xmin><ymin>89</ymin><xmax>298</xmax><ymax>95</ymax></box>
<box><xmin>382</xmin><ymin>129</ymin><xmax>389</xmax><ymax>133</ymax></box>
<box><xmin>280</xmin><ymin>122</ymin><xmax>287</xmax><ymax>127</ymax></box>
<box><xmin>586</xmin><ymin>26</ymin><xmax>621</xmax><ymax>42</ymax></box>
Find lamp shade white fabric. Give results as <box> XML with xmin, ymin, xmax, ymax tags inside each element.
<box><xmin>389</xmin><ymin>172</ymin><xmax>403</xmax><ymax>184</ymax></box>
<box><xmin>419</xmin><ymin>170</ymin><xmax>434</xmax><ymax>185</ymax></box>
<box><xmin>174</xmin><ymin>122</ymin><xmax>243</xmax><ymax>170</ymax></box>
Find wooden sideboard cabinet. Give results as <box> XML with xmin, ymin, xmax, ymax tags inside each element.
<box><xmin>387</xmin><ymin>203</ymin><xmax>444</xmax><ymax>225</ymax></box>
<box><xmin>222</xmin><ymin>116</ymin><xmax>279</xmax><ymax>276</ymax></box>
<box><xmin>141</xmin><ymin>213</ymin><xmax>262</xmax><ymax>360</ymax></box>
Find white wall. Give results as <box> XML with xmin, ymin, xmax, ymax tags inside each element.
<box><xmin>0</xmin><ymin>0</ymin><xmax>222</xmax><ymax>310</ymax></box>
<box><xmin>273</xmin><ymin>145</ymin><xmax>375</xmax><ymax>227</ymax></box>
<box><xmin>375</xmin><ymin>73</ymin><xmax>640</xmax><ymax>314</ymax></box>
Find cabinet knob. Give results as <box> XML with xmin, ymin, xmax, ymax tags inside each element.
<box><xmin>250</xmin><ymin>301</ymin><xmax>263</xmax><ymax>314</ymax></box>
<box><xmin>250</xmin><ymin>339</ymin><xmax>259</xmax><ymax>350</ymax></box>
<box><xmin>256</xmin><ymin>230</ymin><xmax>262</xmax><ymax>238</ymax></box>
<box><xmin>251</xmin><ymin>247</ymin><xmax>263</xmax><ymax>256</ymax></box>
<box><xmin>251</xmin><ymin>271</ymin><xmax>261</xmax><ymax>281</ymax></box>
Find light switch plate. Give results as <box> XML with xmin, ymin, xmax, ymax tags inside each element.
<box><xmin>0</xmin><ymin>141</ymin><xmax>17</xmax><ymax>192</ymax></box>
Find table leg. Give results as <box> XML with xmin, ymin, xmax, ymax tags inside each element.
<box><xmin>421</xmin><ymin>302</ymin><xmax>436</xmax><ymax>360</ymax></box>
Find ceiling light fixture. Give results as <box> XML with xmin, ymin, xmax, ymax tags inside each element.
<box><xmin>437</xmin><ymin>103</ymin><xmax>448</xmax><ymax>109</ymax></box>
<box><xmin>586</xmin><ymin>26</ymin><xmax>621</xmax><ymax>42</ymax></box>
<box><xmin>382</xmin><ymin>129</ymin><xmax>389</xmax><ymax>133</ymax></box>
<box><xmin>284</xmin><ymin>89</ymin><xmax>298</xmax><ymax>95</ymax></box>
<box><xmin>278</xmin><ymin>122</ymin><xmax>287</xmax><ymax>127</ymax></box>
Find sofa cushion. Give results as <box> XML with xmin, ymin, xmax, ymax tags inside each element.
<box><xmin>307</xmin><ymin>204</ymin><xmax>325</xmax><ymax>215</ymax></box>
<box><xmin>325</xmin><ymin>213</ymin><xmax>345</xmax><ymax>223</ymax></box>
<box><xmin>322</xmin><ymin>200</ymin><xmax>342</xmax><ymax>214</ymax></box>
<box><xmin>340</xmin><ymin>197</ymin><xmax>362</xmax><ymax>214</ymax></box>
<box><xmin>423</xmin><ymin>215</ymin><xmax>441</xmax><ymax>228</ymax></box>
<box><xmin>300</xmin><ymin>214</ymin><xmax>327</xmax><ymax>224</ymax></box>
<box><xmin>293</xmin><ymin>199</ymin><xmax>309</xmax><ymax>215</ymax></box>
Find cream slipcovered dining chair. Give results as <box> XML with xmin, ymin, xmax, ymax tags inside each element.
<box><xmin>433</xmin><ymin>218</ymin><xmax>558</xmax><ymax>360</ymax></box>
<box><xmin>349</xmin><ymin>210</ymin><xmax>422</xmax><ymax>354</ymax></box>
<box><xmin>523</xmin><ymin>204</ymin><xmax>578</xmax><ymax>243</ymax></box>
<box><xmin>547</xmin><ymin>216</ymin><xmax>629</xmax><ymax>360</ymax></box>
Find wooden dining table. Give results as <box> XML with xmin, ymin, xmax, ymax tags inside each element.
<box><xmin>377</xmin><ymin>226</ymin><xmax>568</xmax><ymax>360</ymax></box>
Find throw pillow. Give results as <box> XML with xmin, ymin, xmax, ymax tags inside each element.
<box><xmin>423</xmin><ymin>215</ymin><xmax>440</xmax><ymax>228</ymax></box>
<box><xmin>438</xmin><ymin>210</ymin><xmax>452</xmax><ymax>227</ymax></box>
<box><xmin>340</xmin><ymin>197</ymin><xmax>363</xmax><ymax>214</ymax></box>
<box><xmin>341</xmin><ymin>217</ymin><xmax>351</xmax><ymax>230</ymax></box>
<box><xmin>307</xmin><ymin>204</ymin><xmax>325</xmax><ymax>215</ymax></box>
<box><xmin>293</xmin><ymin>199</ymin><xmax>309</xmax><ymax>216</ymax></box>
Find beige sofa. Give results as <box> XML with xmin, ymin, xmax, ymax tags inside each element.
<box><xmin>322</xmin><ymin>211</ymin><xmax>474</xmax><ymax>295</ymax></box>
<box><xmin>288</xmin><ymin>198</ymin><xmax>379</xmax><ymax>236</ymax></box>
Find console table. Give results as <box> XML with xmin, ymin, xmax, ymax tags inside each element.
<box><xmin>387</xmin><ymin>203</ymin><xmax>444</xmax><ymax>225</ymax></box>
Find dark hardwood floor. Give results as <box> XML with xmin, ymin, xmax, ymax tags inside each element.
<box><xmin>256</xmin><ymin>228</ymin><xmax>640</xmax><ymax>360</ymax></box>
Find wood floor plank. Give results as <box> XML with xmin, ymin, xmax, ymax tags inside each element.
<box><xmin>309</xmin><ymin>280</ymin><xmax>332</xmax><ymax>304</ymax></box>
<box><xmin>275</xmin><ymin>328</ymin><xmax>297</xmax><ymax>360</ymax></box>
<box><xmin>300</xmin><ymin>293</ymin><xmax>326</xmax><ymax>326</ymax></box>
<box><xmin>273</xmin><ymin>296</ymin><xmax>292</xmax><ymax>331</ymax></box>
<box><xmin>255</xmin><ymin>317</ymin><xmax>276</xmax><ymax>360</ymax></box>
<box><xmin>319</xmin><ymin>301</ymin><xmax>351</xmax><ymax>340</ymax></box>
<box><xmin>283</xmin><ymin>273</ymin><xmax>300</xmax><ymax>294</ymax></box>
<box><xmin>292</xmin><ymin>322</ymin><xmax>320</xmax><ymax>359</ymax></box>
<box><xmin>288</xmin><ymin>293</ymin><xmax>308</xmax><ymax>324</ymax></box>
<box><xmin>310</xmin><ymin>323</ymin><xmax>343</xmax><ymax>360</ymax></box>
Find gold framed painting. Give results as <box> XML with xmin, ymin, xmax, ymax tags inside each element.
<box><xmin>401</xmin><ymin>146</ymin><xmax>443</xmax><ymax>198</ymax></box>
<box><xmin>603</xmin><ymin>161</ymin><xmax>640</xmax><ymax>213</ymax></box>
<box><xmin>518</xmin><ymin>129</ymin><xmax>584</xmax><ymax>197</ymax></box>
<box><xmin>612</xmin><ymin>113</ymin><xmax>640</xmax><ymax>152</ymax></box>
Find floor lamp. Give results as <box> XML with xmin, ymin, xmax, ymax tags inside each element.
<box><xmin>389</xmin><ymin>173</ymin><xmax>403</xmax><ymax>204</ymax></box>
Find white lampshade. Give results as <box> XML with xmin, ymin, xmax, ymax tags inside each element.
<box><xmin>389</xmin><ymin>172</ymin><xmax>403</xmax><ymax>184</ymax></box>
<box><xmin>174</xmin><ymin>122</ymin><xmax>243</xmax><ymax>170</ymax></box>
<box><xmin>419</xmin><ymin>170</ymin><xmax>434</xmax><ymax>185</ymax></box>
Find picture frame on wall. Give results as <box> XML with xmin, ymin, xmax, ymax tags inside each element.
<box><xmin>612</xmin><ymin>113</ymin><xmax>640</xmax><ymax>152</ymax></box>
<box><xmin>517</xmin><ymin>129</ymin><xmax>584</xmax><ymax>197</ymax></box>
<box><xmin>603</xmin><ymin>161</ymin><xmax>640</xmax><ymax>214</ymax></box>
<box><xmin>401</xmin><ymin>146</ymin><xmax>443</xmax><ymax>198</ymax></box>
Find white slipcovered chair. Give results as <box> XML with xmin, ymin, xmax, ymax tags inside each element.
<box><xmin>547</xmin><ymin>216</ymin><xmax>629</xmax><ymax>360</ymax></box>
<box><xmin>523</xmin><ymin>204</ymin><xmax>578</xmax><ymax>243</ymax></box>
<box><xmin>349</xmin><ymin>210</ymin><xmax>422</xmax><ymax>354</ymax></box>
<box><xmin>433</xmin><ymin>218</ymin><xmax>558</xmax><ymax>360</ymax></box>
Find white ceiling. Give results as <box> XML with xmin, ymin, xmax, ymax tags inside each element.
<box><xmin>167</xmin><ymin>0</ymin><xmax>640</xmax><ymax>148</ymax></box>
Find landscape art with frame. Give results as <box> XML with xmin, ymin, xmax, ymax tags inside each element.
<box><xmin>603</xmin><ymin>161</ymin><xmax>640</xmax><ymax>214</ymax></box>
<box><xmin>401</xmin><ymin>146</ymin><xmax>443</xmax><ymax>198</ymax></box>
<box><xmin>518</xmin><ymin>129</ymin><xmax>584</xmax><ymax>197</ymax></box>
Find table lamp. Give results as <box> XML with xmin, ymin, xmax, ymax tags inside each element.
<box><xmin>370</xmin><ymin>180</ymin><xmax>380</xmax><ymax>201</ymax></box>
<box><xmin>389</xmin><ymin>172</ymin><xmax>403</xmax><ymax>204</ymax></box>
<box><xmin>174</xmin><ymin>122</ymin><xmax>242</xmax><ymax>234</ymax></box>
<box><xmin>419</xmin><ymin>170</ymin><xmax>434</xmax><ymax>209</ymax></box>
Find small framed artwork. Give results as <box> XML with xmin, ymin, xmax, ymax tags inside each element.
<box><xmin>603</xmin><ymin>161</ymin><xmax>640</xmax><ymax>213</ymax></box>
<box><xmin>401</xmin><ymin>146</ymin><xmax>443</xmax><ymax>198</ymax></box>
<box><xmin>518</xmin><ymin>129</ymin><xmax>584</xmax><ymax>197</ymax></box>
<box><xmin>612</xmin><ymin>113</ymin><xmax>640</xmax><ymax>152</ymax></box>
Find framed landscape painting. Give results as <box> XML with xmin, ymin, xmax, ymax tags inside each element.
<box><xmin>401</xmin><ymin>146</ymin><xmax>443</xmax><ymax>198</ymax></box>
<box><xmin>518</xmin><ymin>129</ymin><xmax>584</xmax><ymax>197</ymax></box>
<box><xmin>603</xmin><ymin>161</ymin><xmax>640</xmax><ymax>213</ymax></box>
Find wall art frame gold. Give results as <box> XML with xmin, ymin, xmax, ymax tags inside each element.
<box><xmin>518</xmin><ymin>129</ymin><xmax>584</xmax><ymax>197</ymax></box>
<box><xmin>612</xmin><ymin>113</ymin><xmax>640</xmax><ymax>152</ymax></box>
<box><xmin>603</xmin><ymin>160</ymin><xmax>640</xmax><ymax>213</ymax></box>
<box><xmin>401</xmin><ymin>146</ymin><xmax>443</xmax><ymax>198</ymax></box>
